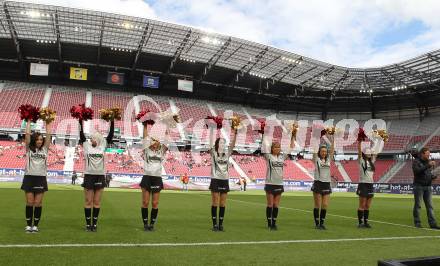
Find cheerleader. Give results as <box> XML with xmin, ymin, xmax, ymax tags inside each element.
<box><xmin>311</xmin><ymin>133</ymin><xmax>335</xmax><ymax>230</ymax></box>
<box><xmin>21</xmin><ymin>119</ymin><xmax>52</xmax><ymax>233</ymax></box>
<box><xmin>263</xmin><ymin>129</ymin><xmax>296</xmax><ymax>231</ymax></box>
<box><xmin>78</xmin><ymin>119</ymin><xmax>114</xmax><ymax>232</ymax></box>
<box><xmin>208</xmin><ymin>128</ymin><xmax>238</xmax><ymax>232</ymax></box>
<box><xmin>140</xmin><ymin>124</ymin><xmax>169</xmax><ymax>231</ymax></box>
<box><xmin>356</xmin><ymin>140</ymin><xmax>377</xmax><ymax>228</ymax></box>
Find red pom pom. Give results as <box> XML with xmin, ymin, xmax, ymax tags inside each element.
<box><xmin>205</xmin><ymin>116</ymin><xmax>223</xmax><ymax>129</ymax></box>
<box><xmin>136</xmin><ymin>109</ymin><xmax>155</xmax><ymax>125</ymax></box>
<box><xmin>70</xmin><ymin>104</ymin><xmax>93</xmax><ymax>121</ymax></box>
<box><xmin>357</xmin><ymin>127</ymin><xmax>367</xmax><ymax>142</ymax></box>
<box><xmin>256</xmin><ymin>118</ymin><xmax>266</xmax><ymax>134</ymax></box>
<box><xmin>69</xmin><ymin>105</ymin><xmax>81</xmax><ymax>119</ymax></box>
<box><xmin>18</xmin><ymin>104</ymin><xmax>40</xmax><ymax>122</ymax></box>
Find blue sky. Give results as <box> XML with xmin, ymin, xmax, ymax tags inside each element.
<box><xmin>19</xmin><ymin>0</ymin><xmax>440</xmax><ymax>68</ymax></box>
<box><xmin>373</xmin><ymin>20</ymin><xmax>429</xmax><ymax>49</ymax></box>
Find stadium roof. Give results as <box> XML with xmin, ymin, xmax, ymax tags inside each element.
<box><xmin>1</xmin><ymin>0</ymin><xmax>440</xmax><ymax>95</ymax></box>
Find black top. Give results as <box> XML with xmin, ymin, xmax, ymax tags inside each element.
<box><xmin>412</xmin><ymin>158</ymin><xmax>435</xmax><ymax>186</ymax></box>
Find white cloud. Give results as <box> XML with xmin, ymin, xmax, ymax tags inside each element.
<box><xmin>360</xmin><ymin>29</ymin><xmax>440</xmax><ymax>67</ymax></box>
<box><xmin>15</xmin><ymin>0</ymin><xmax>440</xmax><ymax>67</ymax></box>
<box><xmin>16</xmin><ymin>0</ymin><xmax>156</xmax><ymax>19</ymax></box>
<box><xmin>146</xmin><ymin>0</ymin><xmax>440</xmax><ymax>67</ymax></box>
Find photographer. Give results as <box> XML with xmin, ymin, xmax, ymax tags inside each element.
<box><xmin>105</xmin><ymin>171</ymin><xmax>112</xmax><ymax>188</ymax></box>
<box><xmin>412</xmin><ymin>147</ymin><xmax>439</xmax><ymax>229</ymax></box>
<box><xmin>71</xmin><ymin>171</ymin><xmax>77</xmax><ymax>185</ymax></box>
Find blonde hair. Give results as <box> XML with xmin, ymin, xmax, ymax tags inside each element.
<box><xmin>91</xmin><ymin>132</ymin><xmax>104</xmax><ymax>146</ymax></box>
<box><xmin>271</xmin><ymin>142</ymin><xmax>281</xmax><ymax>154</ymax></box>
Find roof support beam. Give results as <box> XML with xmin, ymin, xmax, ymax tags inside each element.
<box><xmin>428</xmin><ymin>53</ymin><xmax>440</xmax><ymax>64</ymax></box>
<box><xmin>52</xmin><ymin>10</ymin><xmax>62</xmax><ymax>74</ymax></box>
<box><xmin>96</xmin><ymin>19</ymin><xmax>105</xmax><ymax>68</ymax></box>
<box><xmin>130</xmin><ymin>23</ymin><xmax>151</xmax><ymax>82</ymax></box>
<box><xmin>340</xmin><ymin>77</ymin><xmax>358</xmax><ymax>90</ymax></box>
<box><xmin>370</xmin><ymin>94</ymin><xmax>376</xmax><ymax>119</ymax></box>
<box><xmin>0</xmin><ymin>17</ymin><xmax>7</xmax><ymax>33</ymax></box>
<box><xmin>273</xmin><ymin>63</ymin><xmax>299</xmax><ymax>83</ymax></box>
<box><xmin>259</xmin><ymin>55</ymin><xmax>281</xmax><ymax>72</ymax></box>
<box><xmin>198</xmin><ymin>37</ymin><xmax>231</xmax><ymax>82</ymax></box>
<box><xmin>302</xmin><ymin>66</ymin><xmax>335</xmax><ymax>88</ymax></box>
<box><xmin>394</xmin><ymin>64</ymin><xmax>440</xmax><ymax>84</ymax></box>
<box><xmin>361</xmin><ymin>71</ymin><xmax>391</xmax><ymax>91</ymax></box>
<box><xmin>321</xmin><ymin>90</ymin><xmax>332</xmax><ymax>120</ymax></box>
<box><xmin>267</xmin><ymin>57</ymin><xmax>302</xmax><ymax>83</ymax></box>
<box><xmin>165</xmin><ymin>29</ymin><xmax>192</xmax><ymax>75</ymax></box>
<box><xmin>3</xmin><ymin>3</ymin><xmax>25</xmax><ymax>78</ymax></box>
<box><xmin>223</xmin><ymin>44</ymin><xmax>243</xmax><ymax>62</ymax></box>
<box><xmin>381</xmin><ymin>69</ymin><xmax>410</xmax><ymax>88</ymax></box>
<box><xmin>226</xmin><ymin>47</ymin><xmax>268</xmax><ymax>88</ymax></box>
<box><xmin>227</xmin><ymin>72</ymin><xmax>241</xmax><ymax>89</ymax></box>
<box><xmin>244</xmin><ymin>47</ymin><xmax>268</xmax><ymax>74</ymax></box>
<box><xmin>291</xmin><ymin>65</ymin><xmax>317</xmax><ymax>80</ymax></box>
<box><xmin>393</xmin><ymin>65</ymin><xmax>440</xmax><ymax>91</ymax></box>
<box><xmin>426</xmin><ymin>53</ymin><xmax>440</xmax><ymax>83</ymax></box>
<box><xmin>327</xmin><ymin>70</ymin><xmax>349</xmax><ymax>89</ymax></box>
<box><xmin>183</xmin><ymin>35</ymin><xmax>199</xmax><ymax>55</ymax></box>
<box><xmin>363</xmin><ymin>71</ymin><xmax>369</xmax><ymax>88</ymax></box>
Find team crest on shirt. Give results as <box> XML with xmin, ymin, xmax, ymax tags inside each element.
<box><xmin>88</xmin><ymin>154</ymin><xmax>103</xmax><ymax>158</ymax></box>
<box><xmin>271</xmin><ymin>161</ymin><xmax>284</xmax><ymax>168</ymax></box>
<box><xmin>30</xmin><ymin>153</ymin><xmax>46</xmax><ymax>159</ymax></box>
<box><xmin>148</xmin><ymin>155</ymin><xmax>162</xmax><ymax>161</ymax></box>
<box><xmin>217</xmin><ymin>159</ymin><xmax>228</xmax><ymax>164</ymax></box>
<box><xmin>318</xmin><ymin>161</ymin><xmax>330</xmax><ymax>168</ymax></box>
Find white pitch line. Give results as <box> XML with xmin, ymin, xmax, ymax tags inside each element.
<box><xmin>228</xmin><ymin>198</ymin><xmax>440</xmax><ymax>232</ymax></box>
<box><xmin>1</xmin><ymin>236</ymin><xmax>440</xmax><ymax>248</ymax></box>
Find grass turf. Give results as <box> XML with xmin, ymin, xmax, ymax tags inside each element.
<box><xmin>0</xmin><ymin>182</ymin><xmax>440</xmax><ymax>265</ymax></box>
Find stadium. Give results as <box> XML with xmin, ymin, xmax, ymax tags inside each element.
<box><xmin>1</xmin><ymin>1</ymin><xmax>440</xmax><ymax>265</ymax></box>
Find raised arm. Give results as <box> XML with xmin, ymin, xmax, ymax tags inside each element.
<box><xmin>284</xmin><ymin>129</ymin><xmax>296</xmax><ymax>159</ymax></box>
<box><xmin>329</xmin><ymin>134</ymin><xmax>335</xmax><ymax>161</ymax></box>
<box><xmin>228</xmin><ymin>128</ymin><xmax>238</xmax><ymax>152</ymax></box>
<box><xmin>106</xmin><ymin>120</ymin><xmax>115</xmax><ymax>144</ymax></box>
<box><xmin>209</xmin><ymin>127</ymin><xmax>215</xmax><ymax>150</ymax></box>
<box><xmin>24</xmin><ymin>120</ymin><xmax>31</xmax><ymax>147</ymax></box>
<box><xmin>162</xmin><ymin>128</ymin><xmax>170</xmax><ymax>153</ymax></box>
<box><xmin>357</xmin><ymin>140</ymin><xmax>362</xmax><ymax>162</ymax></box>
<box><xmin>44</xmin><ymin>121</ymin><xmax>52</xmax><ymax>148</ymax></box>
<box><xmin>289</xmin><ymin>128</ymin><xmax>296</xmax><ymax>150</ymax></box>
<box><xmin>143</xmin><ymin>123</ymin><xmax>149</xmax><ymax>139</ymax></box>
<box><xmin>79</xmin><ymin>120</ymin><xmax>86</xmax><ymax>145</ymax></box>
<box><xmin>311</xmin><ymin>124</ymin><xmax>319</xmax><ymax>161</ymax></box>
<box><xmin>371</xmin><ymin>143</ymin><xmax>378</xmax><ymax>162</ymax></box>
<box><xmin>372</xmin><ymin>154</ymin><xmax>377</xmax><ymax>163</ymax></box>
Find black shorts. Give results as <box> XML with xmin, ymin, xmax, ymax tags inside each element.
<box><xmin>82</xmin><ymin>174</ymin><xmax>106</xmax><ymax>190</ymax></box>
<box><xmin>21</xmin><ymin>175</ymin><xmax>48</xmax><ymax>193</ymax></box>
<box><xmin>356</xmin><ymin>183</ymin><xmax>374</xmax><ymax>198</ymax></box>
<box><xmin>209</xmin><ymin>178</ymin><xmax>230</xmax><ymax>193</ymax></box>
<box><xmin>264</xmin><ymin>184</ymin><xmax>284</xmax><ymax>195</ymax></box>
<box><xmin>140</xmin><ymin>175</ymin><xmax>164</xmax><ymax>193</ymax></box>
<box><xmin>311</xmin><ymin>181</ymin><xmax>332</xmax><ymax>195</ymax></box>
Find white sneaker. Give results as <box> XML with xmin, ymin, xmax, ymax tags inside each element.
<box><xmin>25</xmin><ymin>226</ymin><xmax>32</xmax><ymax>233</ymax></box>
<box><xmin>31</xmin><ymin>226</ymin><xmax>39</xmax><ymax>233</ymax></box>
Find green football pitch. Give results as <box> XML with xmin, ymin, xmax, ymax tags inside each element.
<box><xmin>0</xmin><ymin>182</ymin><xmax>440</xmax><ymax>265</ymax></box>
